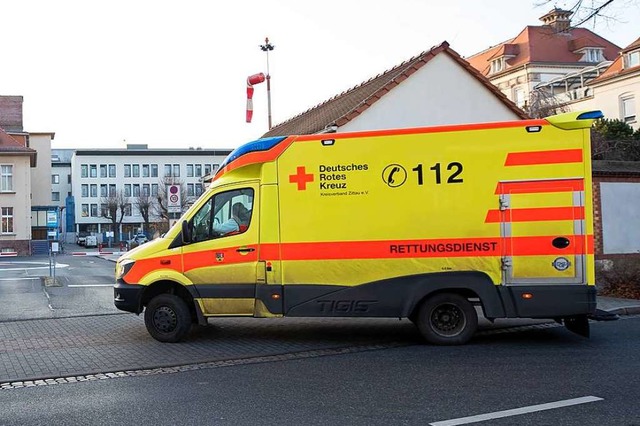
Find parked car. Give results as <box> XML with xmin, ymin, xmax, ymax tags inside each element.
<box><xmin>76</xmin><ymin>231</ymin><xmax>90</xmax><ymax>246</ymax></box>
<box><xmin>133</xmin><ymin>233</ymin><xmax>148</xmax><ymax>244</ymax></box>
<box><xmin>84</xmin><ymin>235</ymin><xmax>98</xmax><ymax>248</ymax></box>
<box><xmin>127</xmin><ymin>233</ymin><xmax>148</xmax><ymax>249</ymax></box>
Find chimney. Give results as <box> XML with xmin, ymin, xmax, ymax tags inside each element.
<box><xmin>0</xmin><ymin>96</ymin><xmax>24</xmax><ymax>132</ymax></box>
<box><xmin>540</xmin><ymin>8</ymin><xmax>572</xmax><ymax>32</ymax></box>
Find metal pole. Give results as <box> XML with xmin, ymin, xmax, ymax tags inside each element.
<box><xmin>260</xmin><ymin>37</ymin><xmax>275</xmax><ymax>130</ymax></box>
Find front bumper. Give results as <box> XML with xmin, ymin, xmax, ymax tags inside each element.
<box><xmin>114</xmin><ymin>280</ymin><xmax>144</xmax><ymax>314</ymax></box>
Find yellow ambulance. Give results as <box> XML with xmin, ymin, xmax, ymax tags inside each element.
<box><xmin>114</xmin><ymin>110</ymin><xmax>602</xmax><ymax>345</ymax></box>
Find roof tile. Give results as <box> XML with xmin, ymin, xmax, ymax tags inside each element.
<box><xmin>467</xmin><ymin>26</ymin><xmax>621</xmax><ymax>77</ymax></box>
<box><xmin>262</xmin><ymin>41</ymin><xmax>527</xmax><ymax>137</ymax></box>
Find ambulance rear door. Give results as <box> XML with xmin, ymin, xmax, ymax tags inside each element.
<box><xmin>497</xmin><ymin>178</ymin><xmax>586</xmax><ymax>285</ymax></box>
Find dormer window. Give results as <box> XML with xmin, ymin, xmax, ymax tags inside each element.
<box><xmin>582</xmin><ymin>48</ymin><xmax>604</xmax><ymax>63</ymax></box>
<box><xmin>490</xmin><ymin>57</ymin><xmax>505</xmax><ymax>74</ymax></box>
<box><xmin>624</xmin><ymin>50</ymin><xmax>640</xmax><ymax>68</ymax></box>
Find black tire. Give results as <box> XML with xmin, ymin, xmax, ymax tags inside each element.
<box><xmin>144</xmin><ymin>294</ymin><xmax>192</xmax><ymax>343</ymax></box>
<box><xmin>415</xmin><ymin>293</ymin><xmax>478</xmax><ymax>345</ymax></box>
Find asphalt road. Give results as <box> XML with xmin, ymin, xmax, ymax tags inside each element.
<box><xmin>0</xmin><ymin>254</ymin><xmax>117</xmax><ymax>321</ymax></box>
<box><xmin>0</xmin><ymin>317</ymin><xmax>638</xmax><ymax>426</ymax></box>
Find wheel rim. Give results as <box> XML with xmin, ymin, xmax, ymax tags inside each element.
<box><xmin>152</xmin><ymin>306</ymin><xmax>178</xmax><ymax>333</ymax></box>
<box><xmin>430</xmin><ymin>303</ymin><xmax>466</xmax><ymax>337</ymax></box>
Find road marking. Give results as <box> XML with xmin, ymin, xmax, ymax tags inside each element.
<box><xmin>430</xmin><ymin>396</ymin><xmax>603</xmax><ymax>426</ymax></box>
<box><xmin>67</xmin><ymin>284</ymin><xmax>114</xmax><ymax>288</ymax></box>
<box><xmin>0</xmin><ymin>262</ymin><xmax>69</xmax><ymax>271</ymax></box>
<box><xmin>0</xmin><ymin>277</ymin><xmax>41</xmax><ymax>281</ymax></box>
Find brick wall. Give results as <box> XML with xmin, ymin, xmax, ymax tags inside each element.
<box><xmin>0</xmin><ymin>96</ymin><xmax>24</xmax><ymax>132</ymax></box>
<box><xmin>0</xmin><ymin>240</ymin><xmax>30</xmax><ymax>256</ymax></box>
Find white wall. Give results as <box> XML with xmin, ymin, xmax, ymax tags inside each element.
<box><xmin>571</xmin><ymin>73</ymin><xmax>639</xmax><ymax>130</ymax></box>
<box><xmin>339</xmin><ymin>54</ymin><xmax>521</xmax><ymax>133</ymax></box>
<box><xmin>600</xmin><ymin>182</ymin><xmax>640</xmax><ymax>253</ymax></box>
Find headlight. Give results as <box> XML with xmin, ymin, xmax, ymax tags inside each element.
<box><xmin>116</xmin><ymin>259</ymin><xmax>136</xmax><ymax>280</ymax></box>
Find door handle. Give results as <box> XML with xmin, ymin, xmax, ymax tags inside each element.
<box><xmin>236</xmin><ymin>247</ymin><xmax>255</xmax><ymax>253</ymax></box>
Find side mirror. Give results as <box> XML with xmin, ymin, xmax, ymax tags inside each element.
<box><xmin>181</xmin><ymin>220</ymin><xmax>192</xmax><ymax>244</ymax></box>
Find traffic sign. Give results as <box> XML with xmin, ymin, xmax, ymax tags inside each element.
<box><xmin>167</xmin><ymin>185</ymin><xmax>181</xmax><ymax>213</ymax></box>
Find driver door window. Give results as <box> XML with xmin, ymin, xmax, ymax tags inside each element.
<box><xmin>191</xmin><ymin>188</ymin><xmax>254</xmax><ymax>243</ymax></box>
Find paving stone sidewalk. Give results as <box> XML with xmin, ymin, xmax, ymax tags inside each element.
<box><xmin>1</xmin><ymin>295</ymin><xmax>639</xmax><ymax>385</ymax></box>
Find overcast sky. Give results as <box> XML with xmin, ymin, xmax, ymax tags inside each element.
<box><xmin>2</xmin><ymin>0</ymin><xmax>639</xmax><ymax>150</ymax></box>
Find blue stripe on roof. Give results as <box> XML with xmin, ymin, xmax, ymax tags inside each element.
<box><xmin>218</xmin><ymin>136</ymin><xmax>287</xmax><ymax>171</ymax></box>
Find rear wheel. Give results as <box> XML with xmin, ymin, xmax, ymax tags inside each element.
<box><xmin>144</xmin><ymin>294</ymin><xmax>192</xmax><ymax>343</ymax></box>
<box><xmin>415</xmin><ymin>293</ymin><xmax>478</xmax><ymax>345</ymax></box>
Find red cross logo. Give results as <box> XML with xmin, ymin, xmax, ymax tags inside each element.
<box><xmin>289</xmin><ymin>166</ymin><xmax>314</xmax><ymax>190</ymax></box>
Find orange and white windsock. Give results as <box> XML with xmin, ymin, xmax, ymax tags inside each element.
<box><xmin>246</xmin><ymin>73</ymin><xmax>266</xmax><ymax>123</ymax></box>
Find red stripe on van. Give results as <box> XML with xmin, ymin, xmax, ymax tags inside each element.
<box><xmin>503</xmin><ymin>235</ymin><xmax>593</xmax><ymax>256</ymax></box>
<box><xmin>495</xmin><ymin>179</ymin><xmax>584</xmax><ymax>194</ymax></box>
<box><xmin>505</xmin><ymin>149</ymin><xmax>583</xmax><ymax>166</ymax></box>
<box><xmin>485</xmin><ymin>206</ymin><xmax>585</xmax><ymax>223</ymax></box>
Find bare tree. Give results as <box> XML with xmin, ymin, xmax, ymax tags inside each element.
<box><xmin>526</xmin><ymin>88</ymin><xmax>571</xmax><ymax>118</ymax></box>
<box><xmin>100</xmin><ymin>189</ymin><xmax>130</xmax><ymax>242</ymax></box>
<box><xmin>135</xmin><ymin>194</ymin><xmax>154</xmax><ymax>235</ymax></box>
<box><xmin>154</xmin><ymin>178</ymin><xmax>194</xmax><ymax>232</ymax></box>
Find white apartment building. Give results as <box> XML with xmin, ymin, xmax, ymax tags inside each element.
<box><xmin>71</xmin><ymin>145</ymin><xmax>231</xmax><ymax>243</ymax></box>
<box><xmin>466</xmin><ymin>9</ymin><xmax>621</xmax><ymax>114</ymax></box>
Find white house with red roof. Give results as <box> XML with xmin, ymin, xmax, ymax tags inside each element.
<box><xmin>0</xmin><ymin>108</ymin><xmax>37</xmax><ymax>255</ymax></box>
<box><xmin>262</xmin><ymin>41</ymin><xmax>527</xmax><ymax>138</ymax></box>
<box><xmin>563</xmin><ymin>37</ymin><xmax>640</xmax><ymax>129</ymax></box>
<box><xmin>466</xmin><ymin>8</ymin><xmax>621</xmax><ymax>112</ymax></box>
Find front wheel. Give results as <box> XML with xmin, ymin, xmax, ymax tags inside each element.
<box><xmin>144</xmin><ymin>294</ymin><xmax>192</xmax><ymax>343</ymax></box>
<box><xmin>415</xmin><ymin>293</ymin><xmax>478</xmax><ymax>345</ymax></box>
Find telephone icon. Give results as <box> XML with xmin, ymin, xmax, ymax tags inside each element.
<box><xmin>382</xmin><ymin>164</ymin><xmax>406</xmax><ymax>188</ymax></box>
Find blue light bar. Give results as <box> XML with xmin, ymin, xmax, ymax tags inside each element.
<box><xmin>218</xmin><ymin>136</ymin><xmax>287</xmax><ymax>170</ymax></box>
<box><xmin>577</xmin><ymin>111</ymin><xmax>604</xmax><ymax>120</ymax></box>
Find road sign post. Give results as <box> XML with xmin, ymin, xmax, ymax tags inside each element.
<box><xmin>167</xmin><ymin>185</ymin><xmax>181</xmax><ymax>214</ymax></box>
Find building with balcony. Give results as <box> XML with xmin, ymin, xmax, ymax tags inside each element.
<box><xmin>466</xmin><ymin>8</ymin><xmax>621</xmax><ymax>114</ymax></box>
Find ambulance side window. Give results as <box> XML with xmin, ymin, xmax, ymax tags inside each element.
<box><xmin>190</xmin><ymin>188</ymin><xmax>254</xmax><ymax>243</ymax></box>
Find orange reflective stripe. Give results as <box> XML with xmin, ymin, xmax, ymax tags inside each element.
<box><xmin>505</xmin><ymin>149</ymin><xmax>583</xmax><ymax>166</ymax></box>
<box><xmin>183</xmin><ymin>247</ymin><xmax>259</xmax><ymax>272</ymax></box>
<box><xmin>279</xmin><ymin>239</ymin><xmax>500</xmax><ymax>260</ymax></box>
<box><xmin>259</xmin><ymin>243</ymin><xmax>280</xmax><ymax>259</ymax></box>
<box><xmin>495</xmin><ymin>179</ymin><xmax>584</xmax><ymax>194</ymax></box>
<box><xmin>125</xmin><ymin>254</ymin><xmax>182</xmax><ymax>284</ymax></box>
<box><xmin>504</xmin><ymin>235</ymin><xmax>594</xmax><ymax>255</ymax></box>
<box><xmin>126</xmin><ymin>235</ymin><xmax>595</xmax><ymax>283</ymax></box>
<box><xmin>485</xmin><ymin>207</ymin><xmax>585</xmax><ymax>223</ymax></box>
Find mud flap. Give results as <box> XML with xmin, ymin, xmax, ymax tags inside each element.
<box><xmin>564</xmin><ymin>315</ymin><xmax>590</xmax><ymax>337</ymax></box>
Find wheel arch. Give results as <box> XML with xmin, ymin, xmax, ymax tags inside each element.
<box><xmin>140</xmin><ymin>280</ymin><xmax>204</xmax><ymax>325</ymax></box>
<box><xmin>405</xmin><ymin>271</ymin><xmax>505</xmax><ymax>321</ymax></box>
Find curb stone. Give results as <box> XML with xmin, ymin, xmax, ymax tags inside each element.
<box><xmin>605</xmin><ymin>306</ymin><xmax>640</xmax><ymax>315</ymax></box>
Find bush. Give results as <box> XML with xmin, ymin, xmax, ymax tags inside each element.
<box><xmin>596</xmin><ymin>258</ymin><xmax>640</xmax><ymax>299</ymax></box>
<box><xmin>591</xmin><ymin>119</ymin><xmax>640</xmax><ymax>161</ymax></box>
